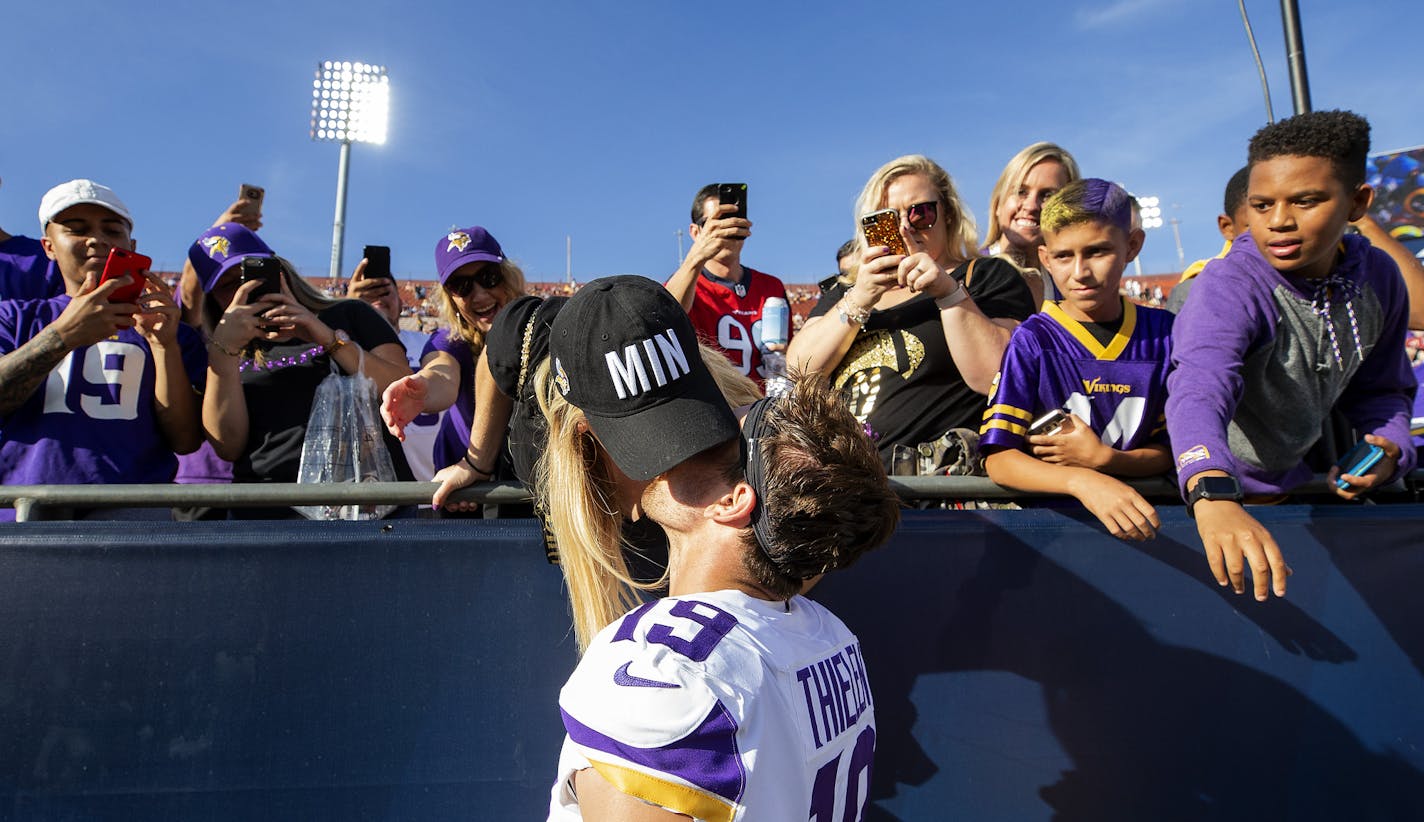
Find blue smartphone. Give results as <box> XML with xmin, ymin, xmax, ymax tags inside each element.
<box><xmin>1335</xmin><ymin>441</ymin><xmax>1385</xmax><ymax>489</ymax></box>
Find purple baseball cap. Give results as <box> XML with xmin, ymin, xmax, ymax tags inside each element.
<box><xmin>435</xmin><ymin>226</ymin><xmax>504</xmax><ymax>283</ymax></box>
<box><xmin>189</xmin><ymin>223</ymin><xmax>275</xmax><ymax>292</ymax></box>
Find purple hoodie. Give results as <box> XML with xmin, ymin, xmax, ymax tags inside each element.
<box><xmin>1166</xmin><ymin>231</ymin><xmax>1416</xmax><ymax>496</ymax></box>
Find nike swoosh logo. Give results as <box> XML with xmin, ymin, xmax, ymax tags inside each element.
<box><xmin>613</xmin><ymin>661</ymin><xmax>680</xmax><ymax>689</ymax></box>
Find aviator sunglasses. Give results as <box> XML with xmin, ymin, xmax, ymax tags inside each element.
<box><xmin>444</xmin><ymin>266</ymin><xmax>503</xmax><ymax>297</ymax></box>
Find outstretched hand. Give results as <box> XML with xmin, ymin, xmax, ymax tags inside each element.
<box><xmin>381</xmin><ymin>374</ymin><xmax>429</xmax><ymax>440</ymax></box>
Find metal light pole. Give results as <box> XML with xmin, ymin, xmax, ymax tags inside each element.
<box><xmin>311</xmin><ymin>61</ymin><xmax>390</xmax><ymax>281</ymax></box>
<box><xmin>1280</xmin><ymin>0</ymin><xmax>1312</xmax><ymax>115</ymax></box>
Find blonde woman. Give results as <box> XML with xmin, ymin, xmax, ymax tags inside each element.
<box><xmin>787</xmin><ymin>154</ymin><xmax>1036</xmax><ymax>470</ymax></box>
<box><xmin>531</xmin><ymin>277</ymin><xmax>762</xmax><ymax>652</ymax></box>
<box><xmin>983</xmin><ymin>142</ymin><xmax>1081</xmax><ymax>305</ymax></box>
<box><xmin>381</xmin><ymin>226</ymin><xmax>526</xmax><ymax>494</ymax></box>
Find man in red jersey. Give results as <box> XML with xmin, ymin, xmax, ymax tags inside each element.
<box><xmin>665</xmin><ymin>184</ymin><xmax>790</xmax><ymax>385</ymax></box>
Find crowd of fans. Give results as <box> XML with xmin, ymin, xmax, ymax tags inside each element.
<box><xmin>1</xmin><ymin>109</ymin><xmax>1422</xmax><ymax>599</ymax></box>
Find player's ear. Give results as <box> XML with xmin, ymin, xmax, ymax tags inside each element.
<box><xmin>1037</xmin><ymin>242</ymin><xmax>1052</xmax><ymax>270</ymax></box>
<box><xmin>708</xmin><ymin>480</ymin><xmax>755</xmax><ymax>527</ymax></box>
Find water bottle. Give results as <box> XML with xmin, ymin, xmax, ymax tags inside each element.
<box><xmin>761</xmin><ymin>297</ymin><xmax>789</xmax><ymax>347</ymax></box>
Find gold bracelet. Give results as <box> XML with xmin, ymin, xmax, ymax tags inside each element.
<box><xmin>325</xmin><ymin>329</ymin><xmax>351</xmax><ymax>354</ymax></box>
<box><xmin>206</xmin><ymin>338</ymin><xmax>243</xmax><ymax>358</ymax></box>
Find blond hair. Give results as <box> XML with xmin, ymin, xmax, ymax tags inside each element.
<box><xmin>533</xmin><ymin>344</ymin><xmax>761</xmax><ymax>653</ymax></box>
<box><xmin>436</xmin><ymin>258</ymin><xmax>528</xmax><ymax>349</ymax></box>
<box><xmin>983</xmin><ymin>142</ymin><xmax>1081</xmax><ymax>253</ymax></box>
<box><xmin>844</xmin><ymin>154</ymin><xmax>979</xmax><ymax>287</ymax></box>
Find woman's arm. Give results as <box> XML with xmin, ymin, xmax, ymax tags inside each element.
<box><xmin>786</xmin><ymin>247</ymin><xmax>901</xmax><ymax>373</ymax></box>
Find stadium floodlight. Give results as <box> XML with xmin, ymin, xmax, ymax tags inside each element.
<box><xmin>310</xmin><ymin>61</ymin><xmax>391</xmax><ymax>280</ymax></box>
<box><xmin>1137</xmin><ymin>196</ymin><xmax>1165</xmax><ymax>230</ymax></box>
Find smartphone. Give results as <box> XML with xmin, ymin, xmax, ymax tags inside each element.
<box><xmin>362</xmin><ymin>245</ymin><xmax>392</xmax><ymax>280</ymax></box>
<box><xmin>1028</xmin><ymin>408</ymin><xmax>1070</xmax><ymax>437</ymax></box>
<box><xmin>238</xmin><ymin>256</ymin><xmax>283</xmax><ymax>299</ymax></box>
<box><xmin>1335</xmin><ymin>440</ymin><xmax>1385</xmax><ymax>489</ymax></box>
<box><xmin>861</xmin><ymin>208</ymin><xmax>909</xmax><ymax>257</ymax></box>
<box><xmin>716</xmin><ymin>183</ymin><xmax>748</xmax><ymax>220</ymax></box>
<box><xmin>238</xmin><ymin>183</ymin><xmax>265</xmax><ymax>217</ymax></box>
<box><xmin>99</xmin><ymin>248</ymin><xmax>151</xmax><ymax>304</ymax></box>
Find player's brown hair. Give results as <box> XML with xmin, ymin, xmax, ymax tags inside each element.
<box><xmin>737</xmin><ymin>375</ymin><xmax>901</xmax><ymax>597</ymax></box>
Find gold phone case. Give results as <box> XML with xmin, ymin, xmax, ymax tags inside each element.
<box><xmin>861</xmin><ymin>209</ymin><xmax>908</xmax><ymax>256</ymax></box>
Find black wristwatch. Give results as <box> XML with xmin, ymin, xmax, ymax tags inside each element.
<box><xmin>1186</xmin><ymin>475</ymin><xmax>1244</xmax><ymax>518</ymax></box>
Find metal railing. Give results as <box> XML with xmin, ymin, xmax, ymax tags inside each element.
<box><xmin>0</xmin><ymin>472</ymin><xmax>1419</xmax><ymax>522</ymax></box>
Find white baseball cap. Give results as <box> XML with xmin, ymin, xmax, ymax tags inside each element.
<box><xmin>38</xmin><ymin>179</ymin><xmax>133</xmax><ymax>231</ymax></box>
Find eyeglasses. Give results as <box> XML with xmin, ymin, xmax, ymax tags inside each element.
<box><xmin>445</xmin><ymin>267</ymin><xmax>502</xmax><ymax>297</ymax></box>
<box><xmin>900</xmin><ymin>200</ymin><xmax>939</xmax><ymax>232</ymax></box>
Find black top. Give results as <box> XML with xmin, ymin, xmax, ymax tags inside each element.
<box><xmin>234</xmin><ymin>299</ymin><xmax>412</xmax><ymax>484</ymax></box>
<box><xmin>809</xmin><ymin>256</ymin><xmax>1035</xmax><ymax>469</ymax></box>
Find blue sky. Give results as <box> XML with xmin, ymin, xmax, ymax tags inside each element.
<box><xmin>2</xmin><ymin>0</ymin><xmax>1417</xmax><ymax>284</ymax></box>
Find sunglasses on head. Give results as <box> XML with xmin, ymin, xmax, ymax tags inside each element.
<box><xmin>900</xmin><ymin>200</ymin><xmax>939</xmax><ymax>232</ymax></box>
<box><xmin>445</xmin><ymin>266</ymin><xmax>502</xmax><ymax>297</ymax></box>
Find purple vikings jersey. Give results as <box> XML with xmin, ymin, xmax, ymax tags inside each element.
<box><xmin>549</xmin><ymin>590</ymin><xmax>875</xmax><ymax>821</ymax></box>
<box><xmin>0</xmin><ymin>295</ymin><xmax>206</xmax><ymax>519</ymax></box>
<box><xmin>981</xmin><ymin>299</ymin><xmax>1173</xmax><ymax>453</ymax></box>
<box><xmin>0</xmin><ymin>235</ymin><xmax>62</xmax><ymax>302</ymax></box>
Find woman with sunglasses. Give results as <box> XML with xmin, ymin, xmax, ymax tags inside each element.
<box><xmin>983</xmin><ymin>142</ymin><xmax>1081</xmax><ymax>305</ymax></box>
<box><xmin>381</xmin><ymin>225</ymin><xmax>525</xmax><ymax>506</ymax></box>
<box><xmin>190</xmin><ymin>223</ymin><xmax>415</xmax><ymax>517</ymax></box>
<box><xmin>787</xmin><ymin>154</ymin><xmax>1036</xmax><ymax>471</ymax></box>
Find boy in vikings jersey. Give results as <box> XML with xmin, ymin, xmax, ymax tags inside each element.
<box><xmin>0</xmin><ymin>180</ymin><xmax>204</xmax><ymax>519</ymax></box>
<box><xmin>543</xmin><ymin>278</ymin><xmax>899</xmax><ymax>821</ymax></box>
<box><xmin>981</xmin><ymin>179</ymin><xmax>1173</xmax><ymax>541</ymax></box>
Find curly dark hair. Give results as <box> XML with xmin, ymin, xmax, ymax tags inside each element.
<box><xmin>1247</xmin><ymin>110</ymin><xmax>1370</xmax><ymax>188</ymax></box>
<box><xmin>740</xmin><ymin>375</ymin><xmax>901</xmax><ymax>598</ymax></box>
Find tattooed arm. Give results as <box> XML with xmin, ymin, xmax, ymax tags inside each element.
<box><xmin>0</xmin><ymin>277</ymin><xmax>134</xmax><ymax>417</ymax></box>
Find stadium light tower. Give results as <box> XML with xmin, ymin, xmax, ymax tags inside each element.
<box><xmin>311</xmin><ymin>60</ymin><xmax>390</xmax><ymax>281</ymax></box>
<box><xmin>1135</xmin><ymin>195</ymin><xmax>1165</xmax><ymax>277</ymax></box>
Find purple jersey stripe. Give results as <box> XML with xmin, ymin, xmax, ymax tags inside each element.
<box><xmin>561</xmin><ymin>700</ymin><xmax>747</xmax><ymax>804</ymax></box>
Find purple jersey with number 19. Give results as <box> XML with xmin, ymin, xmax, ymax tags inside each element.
<box><xmin>981</xmin><ymin>298</ymin><xmax>1173</xmax><ymax>453</ymax></box>
<box><xmin>548</xmin><ymin>590</ymin><xmax>875</xmax><ymax>821</ymax></box>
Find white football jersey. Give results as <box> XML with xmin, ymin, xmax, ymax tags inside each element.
<box><xmin>547</xmin><ymin>589</ymin><xmax>876</xmax><ymax>821</ymax></box>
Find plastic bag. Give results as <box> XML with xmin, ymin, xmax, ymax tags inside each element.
<box><xmin>295</xmin><ymin>349</ymin><xmax>399</xmax><ymax>520</ymax></box>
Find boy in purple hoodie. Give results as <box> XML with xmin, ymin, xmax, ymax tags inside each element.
<box><xmin>1167</xmin><ymin>110</ymin><xmax>1417</xmax><ymax>601</ymax></box>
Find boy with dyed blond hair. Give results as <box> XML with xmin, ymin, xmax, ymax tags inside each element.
<box><xmin>982</xmin><ymin>178</ymin><xmax>1174</xmax><ymax>541</ymax></box>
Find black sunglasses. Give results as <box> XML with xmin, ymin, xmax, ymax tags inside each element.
<box><xmin>445</xmin><ymin>267</ymin><xmax>502</xmax><ymax>297</ymax></box>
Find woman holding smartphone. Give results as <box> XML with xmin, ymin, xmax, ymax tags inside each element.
<box><xmin>380</xmin><ymin>225</ymin><xmax>525</xmax><ymax>511</ymax></box>
<box><xmin>190</xmin><ymin>222</ymin><xmax>414</xmax><ymax>517</ymax></box>
<box><xmin>786</xmin><ymin>154</ymin><xmax>1036</xmax><ymax>472</ymax></box>
<box><xmin>983</xmin><ymin>142</ymin><xmax>1081</xmax><ymax>306</ymax></box>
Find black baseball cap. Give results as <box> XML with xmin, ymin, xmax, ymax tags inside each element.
<box><xmin>488</xmin><ymin>295</ymin><xmax>568</xmax><ymax>402</ymax></box>
<box><xmin>549</xmin><ymin>275</ymin><xmax>738</xmax><ymax>481</ymax></box>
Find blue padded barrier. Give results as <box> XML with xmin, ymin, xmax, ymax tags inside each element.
<box><xmin>1</xmin><ymin>506</ymin><xmax>1422</xmax><ymax>820</ymax></box>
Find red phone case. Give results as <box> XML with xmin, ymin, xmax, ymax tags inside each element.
<box><xmin>100</xmin><ymin>248</ymin><xmax>151</xmax><ymax>303</ymax></box>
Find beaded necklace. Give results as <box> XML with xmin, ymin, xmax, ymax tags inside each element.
<box><xmin>239</xmin><ymin>343</ymin><xmax>328</xmax><ymax>374</ymax></box>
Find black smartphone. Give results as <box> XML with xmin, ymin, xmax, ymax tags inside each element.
<box><xmin>238</xmin><ymin>256</ymin><xmax>283</xmax><ymax>299</ymax></box>
<box><xmin>716</xmin><ymin>183</ymin><xmax>748</xmax><ymax>220</ymax></box>
<box><xmin>362</xmin><ymin>245</ymin><xmax>392</xmax><ymax>280</ymax></box>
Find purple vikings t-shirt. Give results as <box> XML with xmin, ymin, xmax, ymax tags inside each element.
<box><xmin>0</xmin><ymin>235</ymin><xmax>63</xmax><ymax>302</ymax></box>
<box><xmin>421</xmin><ymin>327</ymin><xmax>477</xmax><ymax>471</ymax></box>
<box><xmin>981</xmin><ymin>299</ymin><xmax>1173</xmax><ymax>454</ymax></box>
<box><xmin>0</xmin><ymin>295</ymin><xmax>207</xmax><ymax>520</ymax></box>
